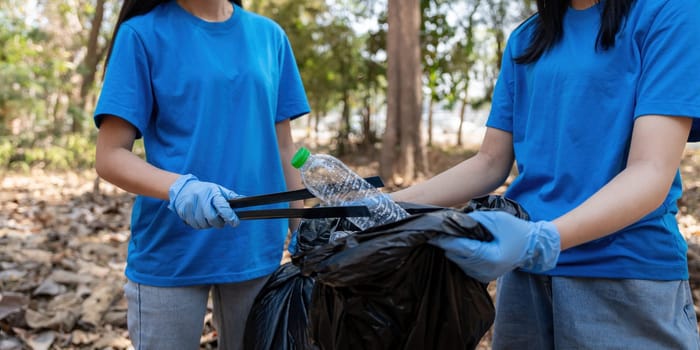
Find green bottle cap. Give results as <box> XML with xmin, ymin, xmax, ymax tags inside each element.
<box><xmin>291</xmin><ymin>147</ymin><xmax>311</xmax><ymax>169</ymax></box>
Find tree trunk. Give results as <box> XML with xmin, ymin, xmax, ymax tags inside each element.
<box><xmin>401</xmin><ymin>0</ymin><xmax>426</xmax><ymax>182</ymax></box>
<box><xmin>305</xmin><ymin>110</ymin><xmax>314</xmax><ymax>144</ymax></box>
<box><xmin>360</xmin><ymin>93</ymin><xmax>374</xmax><ymax>151</ymax></box>
<box><xmin>337</xmin><ymin>90</ymin><xmax>351</xmax><ymax>155</ymax></box>
<box><xmin>380</xmin><ymin>0</ymin><xmax>401</xmax><ymax>183</ymax></box>
<box><xmin>457</xmin><ymin>97</ymin><xmax>467</xmax><ymax>146</ymax></box>
<box><xmin>427</xmin><ymin>94</ymin><xmax>434</xmax><ymax>147</ymax></box>
<box><xmin>381</xmin><ymin>0</ymin><xmax>424</xmax><ymax>185</ymax></box>
<box><xmin>314</xmin><ymin>110</ymin><xmax>320</xmax><ymax>147</ymax></box>
<box><xmin>74</xmin><ymin>0</ymin><xmax>106</xmax><ymax>133</ymax></box>
<box><xmin>488</xmin><ymin>0</ymin><xmax>507</xmax><ymax>69</ymax></box>
<box><xmin>453</xmin><ymin>1</ymin><xmax>480</xmax><ymax>147</ymax></box>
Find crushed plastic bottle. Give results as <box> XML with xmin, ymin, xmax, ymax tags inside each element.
<box><xmin>291</xmin><ymin>147</ymin><xmax>409</xmax><ymax>231</ymax></box>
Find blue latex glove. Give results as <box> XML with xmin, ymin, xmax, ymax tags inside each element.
<box><xmin>167</xmin><ymin>174</ymin><xmax>241</xmax><ymax>229</ymax></box>
<box><xmin>429</xmin><ymin>210</ymin><xmax>561</xmax><ymax>283</ymax></box>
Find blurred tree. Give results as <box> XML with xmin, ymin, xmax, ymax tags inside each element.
<box><xmin>325</xmin><ymin>0</ymin><xmax>387</xmax><ymax>154</ymax></box>
<box><xmin>358</xmin><ymin>26</ymin><xmax>386</xmax><ymax>152</ymax></box>
<box><xmin>421</xmin><ymin>0</ymin><xmax>455</xmax><ymax>148</ymax></box>
<box><xmin>308</xmin><ymin>19</ymin><xmax>363</xmax><ymax>155</ymax></box>
<box><xmin>381</xmin><ymin>0</ymin><xmax>424</xmax><ymax>185</ymax></box>
<box><xmin>0</xmin><ymin>1</ymin><xmax>51</xmax><ymax>137</ymax></box>
<box><xmin>446</xmin><ymin>0</ymin><xmax>482</xmax><ymax>147</ymax></box>
<box><xmin>0</xmin><ymin>0</ymin><xmax>116</xmax><ymax>138</ymax></box>
<box><xmin>257</xmin><ymin>0</ymin><xmax>386</xmax><ymax>156</ymax></box>
<box><xmin>76</xmin><ymin>0</ymin><xmax>107</xmax><ymax>133</ymax></box>
<box><xmin>468</xmin><ymin>0</ymin><xmax>510</xmax><ymax>115</ymax></box>
<box><xmin>0</xmin><ymin>0</ymin><xmax>540</xmax><ymax>171</ymax></box>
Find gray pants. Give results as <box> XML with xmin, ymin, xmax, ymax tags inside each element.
<box><xmin>492</xmin><ymin>270</ymin><xmax>700</xmax><ymax>350</ymax></box>
<box><xmin>124</xmin><ymin>276</ymin><xmax>269</xmax><ymax>350</ymax></box>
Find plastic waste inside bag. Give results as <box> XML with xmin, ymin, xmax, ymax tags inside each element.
<box><xmin>294</xmin><ymin>195</ymin><xmax>529</xmax><ymax>350</ymax></box>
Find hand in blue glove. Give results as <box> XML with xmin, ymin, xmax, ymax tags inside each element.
<box><xmin>429</xmin><ymin>210</ymin><xmax>561</xmax><ymax>283</ymax></box>
<box><xmin>167</xmin><ymin>174</ymin><xmax>241</xmax><ymax>229</ymax></box>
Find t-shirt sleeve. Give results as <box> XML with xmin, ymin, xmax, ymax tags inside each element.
<box><xmin>633</xmin><ymin>0</ymin><xmax>700</xmax><ymax>141</ymax></box>
<box><xmin>275</xmin><ymin>33</ymin><xmax>310</xmax><ymax>122</ymax></box>
<box><xmin>485</xmin><ymin>36</ymin><xmax>516</xmax><ymax>133</ymax></box>
<box><xmin>93</xmin><ymin>24</ymin><xmax>153</xmax><ymax>138</ymax></box>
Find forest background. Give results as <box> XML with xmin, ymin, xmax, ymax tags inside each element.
<box><xmin>3</xmin><ymin>0</ymin><xmax>700</xmax><ymax>349</ymax></box>
<box><xmin>0</xmin><ymin>0</ymin><xmax>536</xmax><ymax>181</ymax></box>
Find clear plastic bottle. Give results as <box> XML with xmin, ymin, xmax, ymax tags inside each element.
<box><xmin>291</xmin><ymin>147</ymin><xmax>410</xmax><ymax>231</ymax></box>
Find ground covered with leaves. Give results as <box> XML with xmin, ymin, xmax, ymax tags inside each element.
<box><xmin>2</xmin><ymin>148</ymin><xmax>700</xmax><ymax>349</ymax></box>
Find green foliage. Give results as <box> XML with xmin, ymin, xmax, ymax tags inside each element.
<box><xmin>1</xmin><ymin>133</ymin><xmax>97</xmax><ymax>171</ymax></box>
<box><xmin>0</xmin><ymin>139</ymin><xmax>12</xmax><ymax>168</ymax></box>
<box><xmin>0</xmin><ymin>0</ymin><xmax>536</xmax><ymax>170</ymax></box>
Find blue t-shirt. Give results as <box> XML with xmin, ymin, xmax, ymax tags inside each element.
<box><xmin>94</xmin><ymin>1</ymin><xmax>310</xmax><ymax>286</ymax></box>
<box><xmin>487</xmin><ymin>0</ymin><xmax>700</xmax><ymax>280</ymax></box>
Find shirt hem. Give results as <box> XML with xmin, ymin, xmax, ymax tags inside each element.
<box><xmin>533</xmin><ymin>264</ymin><xmax>688</xmax><ymax>281</ymax></box>
<box><xmin>125</xmin><ymin>264</ymin><xmax>280</xmax><ymax>287</ymax></box>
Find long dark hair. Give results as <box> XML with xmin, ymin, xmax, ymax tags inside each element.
<box><xmin>103</xmin><ymin>0</ymin><xmax>243</xmax><ymax>74</ymax></box>
<box><xmin>515</xmin><ymin>0</ymin><xmax>635</xmax><ymax>64</ymax></box>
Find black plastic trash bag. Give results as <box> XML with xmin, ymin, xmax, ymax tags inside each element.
<box><xmin>243</xmin><ymin>262</ymin><xmax>316</xmax><ymax>350</ymax></box>
<box><xmin>244</xmin><ymin>195</ymin><xmax>527</xmax><ymax>350</ymax></box>
<box><xmin>294</xmin><ymin>195</ymin><xmax>528</xmax><ymax>350</ymax></box>
<box><xmin>462</xmin><ymin>195</ymin><xmax>529</xmax><ymax>219</ymax></box>
<box><xmin>243</xmin><ymin>205</ymin><xmax>355</xmax><ymax>350</ymax></box>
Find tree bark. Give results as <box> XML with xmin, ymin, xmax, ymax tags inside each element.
<box><xmin>457</xmin><ymin>97</ymin><xmax>467</xmax><ymax>146</ymax></box>
<box><xmin>381</xmin><ymin>0</ymin><xmax>424</xmax><ymax>185</ymax></box>
<box><xmin>74</xmin><ymin>0</ymin><xmax>106</xmax><ymax>133</ymax></box>
<box><xmin>427</xmin><ymin>95</ymin><xmax>434</xmax><ymax>147</ymax></box>
<box><xmin>360</xmin><ymin>93</ymin><xmax>374</xmax><ymax>151</ymax></box>
<box><xmin>380</xmin><ymin>0</ymin><xmax>401</xmax><ymax>183</ymax></box>
<box><xmin>338</xmin><ymin>89</ymin><xmax>351</xmax><ymax>155</ymax></box>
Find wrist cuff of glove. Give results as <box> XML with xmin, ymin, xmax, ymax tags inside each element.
<box><xmin>167</xmin><ymin>174</ymin><xmax>198</xmax><ymax>211</ymax></box>
<box><xmin>522</xmin><ymin>220</ymin><xmax>561</xmax><ymax>273</ymax></box>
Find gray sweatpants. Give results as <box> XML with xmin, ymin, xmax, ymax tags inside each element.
<box><xmin>124</xmin><ymin>275</ymin><xmax>269</xmax><ymax>350</ymax></box>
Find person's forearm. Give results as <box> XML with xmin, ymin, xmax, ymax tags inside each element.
<box><xmin>554</xmin><ymin>162</ymin><xmax>677</xmax><ymax>250</ymax></box>
<box><xmin>554</xmin><ymin>115</ymin><xmax>690</xmax><ymax>250</ymax></box>
<box><xmin>392</xmin><ymin>128</ymin><xmax>513</xmax><ymax>207</ymax></box>
<box><xmin>276</xmin><ymin>120</ymin><xmax>304</xmax><ymax>232</ymax></box>
<box><xmin>392</xmin><ymin>151</ymin><xmax>511</xmax><ymax>207</ymax></box>
<box><xmin>96</xmin><ymin>147</ymin><xmax>179</xmax><ymax>200</ymax></box>
<box><xmin>281</xmin><ymin>155</ymin><xmax>303</xmax><ymax>232</ymax></box>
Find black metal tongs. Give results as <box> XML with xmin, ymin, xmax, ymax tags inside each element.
<box><xmin>228</xmin><ymin>176</ymin><xmax>385</xmax><ymax>220</ymax></box>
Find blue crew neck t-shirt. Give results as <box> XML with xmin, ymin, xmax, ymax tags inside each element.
<box><xmin>94</xmin><ymin>2</ymin><xmax>310</xmax><ymax>287</ymax></box>
<box><xmin>487</xmin><ymin>0</ymin><xmax>700</xmax><ymax>280</ymax></box>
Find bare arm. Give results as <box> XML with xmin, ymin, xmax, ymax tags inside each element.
<box><xmin>276</xmin><ymin>119</ymin><xmax>304</xmax><ymax>232</ymax></box>
<box><xmin>95</xmin><ymin>116</ymin><xmax>179</xmax><ymax>199</ymax></box>
<box><xmin>555</xmin><ymin>115</ymin><xmax>692</xmax><ymax>250</ymax></box>
<box><xmin>391</xmin><ymin>127</ymin><xmax>515</xmax><ymax>207</ymax></box>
